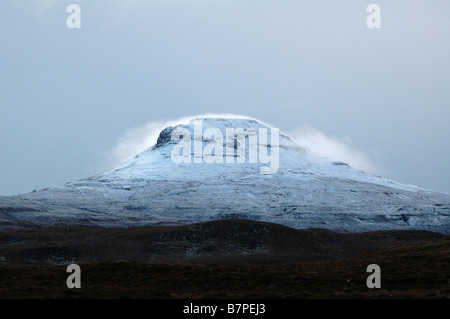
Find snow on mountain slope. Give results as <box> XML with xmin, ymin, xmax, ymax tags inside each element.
<box><xmin>1</xmin><ymin>116</ymin><xmax>449</xmax><ymax>233</ymax></box>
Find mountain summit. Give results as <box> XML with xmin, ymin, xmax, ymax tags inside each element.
<box><xmin>1</xmin><ymin>116</ymin><xmax>449</xmax><ymax>233</ymax></box>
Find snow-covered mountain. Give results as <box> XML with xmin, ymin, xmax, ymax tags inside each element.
<box><xmin>1</xmin><ymin>116</ymin><xmax>449</xmax><ymax>233</ymax></box>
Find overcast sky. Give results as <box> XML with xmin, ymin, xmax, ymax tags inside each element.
<box><xmin>1</xmin><ymin>0</ymin><xmax>449</xmax><ymax>195</ymax></box>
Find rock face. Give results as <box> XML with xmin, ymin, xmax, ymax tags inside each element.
<box><xmin>155</xmin><ymin>126</ymin><xmax>175</xmax><ymax>148</ymax></box>
<box><xmin>1</xmin><ymin>116</ymin><xmax>449</xmax><ymax>233</ymax></box>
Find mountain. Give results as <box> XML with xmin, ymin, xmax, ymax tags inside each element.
<box><xmin>1</xmin><ymin>116</ymin><xmax>449</xmax><ymax>233</ymax></box>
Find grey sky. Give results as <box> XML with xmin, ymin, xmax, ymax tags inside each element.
<box><xmin>1</xmin><ymin>0</ymin><xmax>449</xmax><ymax>196</ymax></box>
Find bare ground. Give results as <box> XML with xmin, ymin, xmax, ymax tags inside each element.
<box><xmin>0</xmin><ymin>219</ymin><xmax>448</xmax><ymax>299</ymax></box>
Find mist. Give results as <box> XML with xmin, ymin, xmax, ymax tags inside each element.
<box><xmin>109</xmin><ymin>115</ymin><xmax>383</xmax><ymax>177</ymax></box>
